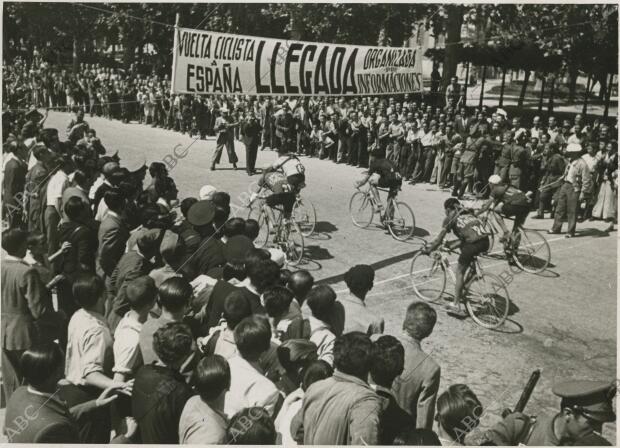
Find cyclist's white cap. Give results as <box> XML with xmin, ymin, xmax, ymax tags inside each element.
<box><xmin>199</xmin><ymin>185</ymin><xmax>217</xmax><ymax>200</ymax></box>
<box><xmin>488</xmin><ymin>174</ymin><xmax>502</xmax><ymax>185</ymax></box>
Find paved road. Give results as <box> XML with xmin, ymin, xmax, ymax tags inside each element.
<box><xmin>13</xmin><ymin>111</ymin><xmax>613</xmax><ymax>442</ymax></box>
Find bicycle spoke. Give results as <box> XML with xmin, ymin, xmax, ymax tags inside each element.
<box><xmin>465</xmin><ymin>274</ymin><xmax>509</xmax><ymax>329</ymax></box>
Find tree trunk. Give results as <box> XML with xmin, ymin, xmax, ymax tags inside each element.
<box><xmin>582</xmin><ymin>73</ymin><xmax>592</xmax><ymax>116</ymax></box>
<box><xmin>548</xmin><ymin>76</ymin><xmax>556</xmax><ymax>114</ymax></box>
<box><xmin>478</xmin><ymin>65</ymin><xmax>487</xmax><ymax>109</ymax></box>
<box><xmin>597</xmin><ymin>73</ymin><xmax>607</xmax><ymax>100</ymax></box>
<box><xmin>463</xmin><ymin>62</ymin><xmax>470</xmax><ymax>106</ymax></box>
<box><xmin>441</xmin><ymin>4</ymin><xmax>464</xmax><ymax>92</ymax></box>
<box><xmin>567</xmin><ymin>67</ymin><xmax>578</xmax><ymax>104</ymax></box>
<box><xmin>517</xmin><ymin>70</ymin><xmax>530</xmax><ymax>108</ymax></box>
<box><xmin>72</xmin><ymin>35</ymin><xmax>79</xmax><ymax>74</ymax></box>
<box><xmin>538</xmin><ymin>76</ymin><xmax>546</xmax><ymax>113</ymax></box>
<box><xmin>604</xmin><ymin>73</ymin><xmax>614</xmax><ymax>119</ymax></box>
<box><xmin>499</xmin><ymin>67</ymin><xmax>507</xmax><ymax>107</ymax></box>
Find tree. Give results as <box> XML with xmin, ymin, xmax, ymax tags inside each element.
<box><xmin>441</xmin><ymin>4</ymin><xmax>465</xmax><ymax>90</ymax></box>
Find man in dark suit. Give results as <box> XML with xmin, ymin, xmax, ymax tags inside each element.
<box><xmin>392</xmin><ymin>302</ymin><xmax>441</xmax><ymax>430</ymax></box>
<box><xmin>241</xmin><ymin>110</ymin><xmax>262</xmax><ymax>176</ymax></box>
<box><xmin>184</xmin><ymin>200</ymin><xmax>226</xmax><ymax>279</ymax></box>
<box><xmin>3</xmin><ymin>139</ymin><xmax>28</xmax><ymax>228</ymax></box>
<box><xmin>96</xmin><ymin>189</ymin><xmax>130</xmax><ymax>279</ymax></box>
<box><xmin>1</xmin><ymin>229</ymin><xmax>51</xmax><ymax>401</ymax></box>
<box><xmin>371</xmin><ymin>335</ymin><xmax>413</xmax><ymax>444</ymax></box>
<box><xmin>24</xmin><ymin>144</ymin><xmax>52</xmax><ymax>234</ymax></box>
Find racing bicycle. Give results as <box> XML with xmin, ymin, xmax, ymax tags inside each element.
<box><xmin>349</xmin><ymin>184</ymin><xmax>416</xmax><ymax>241</ymax></box>
<box><xmin>409</xmin><ymin>242</ymin><xmax>510</xmax><ymax>329</ymax></box>
<box><xmin>246</xmin><ymin>191</ymin><xmax>304</xmax><ymax>266</ymax></box>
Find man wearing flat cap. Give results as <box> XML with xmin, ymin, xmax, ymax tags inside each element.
<box><xmin>184</xmin><ymin>200</ymin><xmax>226</xmax><ymax>280</ymax></box>
<box><xmin>484</xmin><ymin>380</ymin><xmax>616</xmax><ymax>445</ymax></box>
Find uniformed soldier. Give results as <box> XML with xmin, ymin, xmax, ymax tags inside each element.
<box><xmin>484</xmin><ymin>380</ymin><xmax>616</xmax><ymax>446</ymax></box>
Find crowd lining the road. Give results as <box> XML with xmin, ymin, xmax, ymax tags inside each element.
<box><xmin>1</xmin><ymin>55</ymin><xmax>617</xmax><ymax>446</ymax></box>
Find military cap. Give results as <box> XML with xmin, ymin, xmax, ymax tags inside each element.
<box><xmin>553</xmin><ymin>380</ymin><xmax>616</xmax><ymax>423</ymax></box>
<box><xmin>566</xmin><ymin>143</ymin><xmax>583</xmax><ymax>154</ymax></box>
<box><xmin>224</xmin><ymin>235</ymin><xmax>254</xmax><ymax>264</ymax></box>
<box><xmin>187</xmin><ymin>200</ymin><xmax>216</xmax><ymax>227</ymax></box>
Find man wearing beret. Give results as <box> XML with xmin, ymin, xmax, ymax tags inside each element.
<box><xmin>484</xmin><ymin>380</ymin><xmax>616</xmax><ymax>445</ymax></box>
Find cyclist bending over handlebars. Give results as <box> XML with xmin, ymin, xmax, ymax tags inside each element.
<box><xmin>256</xmin><ymin>146</ymin><xmax>306</xmax><ymax>223</ymax></box>
<box><xmin>476</xmin><ymin>175</ymin><xmax>531</xmax><ymax>248</ymax></box>
<box><xmin>423</xmin><ymin>198</ymin><xmax>490</xmax><ymax>317</ymax></box>
<box><xmin>354</xmin><ymin>155</ymin><xmax>402</xmax><ymax>214</ymax></box>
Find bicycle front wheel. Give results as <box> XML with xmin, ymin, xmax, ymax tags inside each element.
<box><xmin>283</xmin><ymin>220</ymin><xmax>304</xmax><ymax>266</ymax></box>
<box><xmin>349</xmin><ymin>191</ymin><xmax>374</xmax><ymax>228</ymax></box>
<box><xmin>465</xmin><ymin>273</ymin><xmax>510</xmax><ymax>329</ymax></box>
<box><xmin>410</xmin><ymin>251</ymin><xmax>447</xmax><ymax>302</ymax></box>
<box><xmin>254</xmin><ymin>209</ymin><xmax>270</xmax><ymax>248</ymax></box>
<box><xmin>387</xmin><ymin>201</ymin><xmax>416</xmax><ymax>241</ymax></box>
<box><xmin>511</xmin><ymin>228</ymin><xmax>551</xmax><ymax>274</ymax></box>
<box><xmin>293</xmin><ymin>198</ymin><xmax>317</xmax><ymax>237</ymax></box>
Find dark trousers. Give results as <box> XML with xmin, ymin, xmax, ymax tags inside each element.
<box><xmin>441</xmin><ymin>155</ymin><xmax>453</xmax><ymax>185</ymax></box>
<box><xmin>423</xmin><ymin>148</ymin><xmax>436</xmax><ymax>182</ymax></box>
<box><xmin>44</xmin><ymin>205</ymin><xmax>60</xmax><ymax>256</ymax></box>
<box><xmin>348</xmin><ymin>137</ymin><xmax>360</xmax><ymax>165</ymax></box>
<box><xmin>405</xmin><ymin>144</ymin><xmax>420</xmax><ymax>179</ymax></box>
<box><xmin>1</xmin><ymin>348</ymin><xmax>26</xmax><ymax>404</ymax></box>
<box><xmin>211</xmin><ymin>135</ymin><xmax>238</xmax><ymax>167</ymax></box>
<box><xmin>537</xmin><ymin>185</ymin><xmax>559</xmax><ymax>216</ymax></box>
<box><xmin>399</xmin><ymin>143</ymin><xmax>411</xmax><ymax>176</ymax></box>
<box><xmin>245</xmin><ymin>142</ymin><xmax>258</xmax><ymax>173</ymax></box>
<box><xmin>412</xmin><ymin>146</ymin><xmax>430</xmax><ymax>181</ymax></box>
<box><xmin>552</xmin><ymin>182</ymin><xmax>579</xmax><ymax>235</ymax></box>
<box><xmin>59</xmin><ymin>383</ymin><xmax>111</xmax><ymax>443</ymax></box>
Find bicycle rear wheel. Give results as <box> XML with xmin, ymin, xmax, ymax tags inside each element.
<box><xmin>387</xmin><ymin>201</ymin><xmax>416</xmax><ymax>241</ymax></box>
<box><xmin>480</xmin><ymin>216</ymin><xmax>496</xmax><ymax>253</ymax></box>
<box><xmin>511</xmin><ymin>228</ymin><xmax>550</xmax><ymax>274</ymax></box>
<box><xmin>293</xmin><ymin>198</ymin><xmax>317</xmax><ymax>237</ymax></box>
<box><xmin>254</xmin><ymin>209</ymin><xmax>270</xmax><ymax>248</ymax></box>
<box><xmin>349</xmin><ymin>191</ymin><xmax>374</xmax><ymax>228</ymax></box>
<box><xmin>283</xmin><ymin>220</ymin><xmax>304</xmax><ymax>266</ymax></box>
<box><xmin>465</xmin><ymin>273</ymin><xmax>510</xmax><ymax>329</ymax></box>
<box><xmin>410</xmin><ymin>251</ymin><xmax>447</xmax><ymax>302</ymax></box>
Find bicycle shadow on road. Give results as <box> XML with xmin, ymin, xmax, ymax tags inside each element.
<box><xmin>306</xmin><ymin>221</ymin><xmax>338</xmax><ymax>241</ymax></box>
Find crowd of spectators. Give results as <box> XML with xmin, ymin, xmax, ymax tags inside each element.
<box><xmin>4</xmin><ymin>57</ymin><xmax>618</xmax><ymax>232</ymax></box>
<box><xmin>1</xmin><ymin>55</ymin><xmax>617</xmax><ymax>445</ymax></box>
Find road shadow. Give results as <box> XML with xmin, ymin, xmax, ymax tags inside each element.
<box><xmin>304</xmin><ymin>245</ymin><xmax>334</xmax><ymax>261</ymax></box>
<box><xmin>413</xmin><ymin>226</ymin><xmax>430</xmax><ymax>237</ymax></box>
<box><xmin>575</xmin><ymin>227</ymin><xmax>611</xmax><ymax>238</ymax></box>
<box><xmin>314</xmin><ymin>221</ymin><xmax>338</xmax><ymax>234</ymax></box>
<box><xmin>317</xmin><ymin>246</ymin><xmax>423</xmax><ymax>286</ymax></box>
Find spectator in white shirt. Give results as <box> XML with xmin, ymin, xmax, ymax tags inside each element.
<box><xmin>340</xmin><ymin>264</ymin><xmax>384</xmax><ymax>335</ymax></box>
<box><xmin>224</xmin><ymin>315</ymin><xmax>282</xmax><ymax>418</ymax></box>
<box><xmin>44</xmin><ymin>155</ymin><xmax>73</xmax><ymax>255</ymax></box>
<box><xmin>62</xmin><ymin>274</ymin><xmax>132</xmax><ymax>442</ymax></box>
<box><xmin>113</xmin><ymin>276</ymin><xmax>157</xmax><ymax>382</ymax></box>
<box><xmin>179</xmin><ymin>355</ymin><xmax>230</xmax><ymax>444</ymax></box>
<box><xmin>305</xmin><ymin>285</ymin><xmax>338</xmax><ymax>366</ymax></box>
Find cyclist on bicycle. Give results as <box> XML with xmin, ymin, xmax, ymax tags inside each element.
<box><xmin>354</xmin><ymin>155</ymin><xmax>402</xmax><ymax>215</ymax></box>
<box><xmin>257</xmin><ymin>147</ymin><xmax>306</xmax><ymax>222</ymax></box>
<box><xmin>423</xmin><ymin>198</ymin><xmax>490</xmax><ymax>316</ymax></box>
<box><xmin>477</xmin><ymin>174</ymin><xmax>531</xmax><ymax>245</ymax></box>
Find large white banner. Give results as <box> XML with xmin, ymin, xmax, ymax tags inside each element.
<box><xmin>171</xmin><ymin>27</ymin><xmax>423</xmax><ymax>96</ymax></box>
